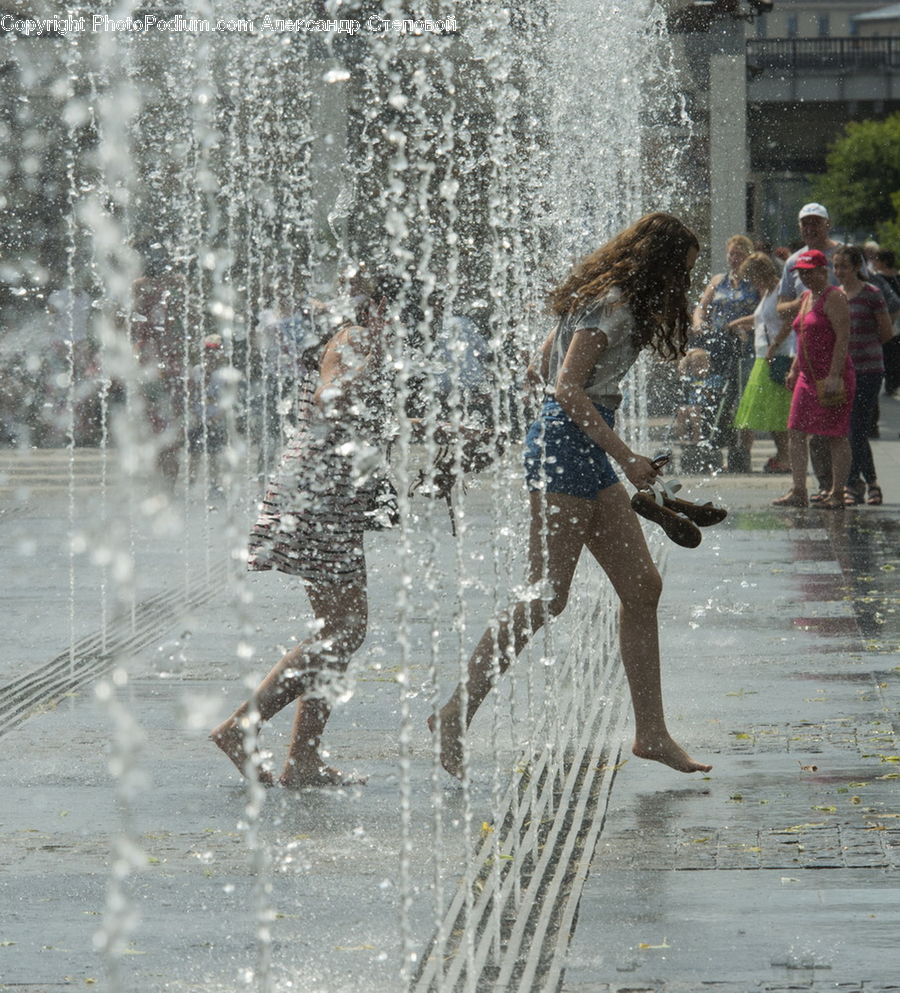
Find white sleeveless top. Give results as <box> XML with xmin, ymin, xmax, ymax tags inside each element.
<box><xmin>547</xmin><ymin>288</ymin><xmax>640</xmax><ymax>409</ymax></box>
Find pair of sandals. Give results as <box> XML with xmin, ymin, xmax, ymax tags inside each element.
<box><xmin>844</xmin><ymin>483</ymin><xmax>883</xmax><ymax>506</ymax></box>
<box><xmin>773</xmin><ymin>489</ymin><xmax>846</xmax><ymax>510</ymax></box>
<box><xmin>631</xmin><ymin>478</ymin><xmax>728</xmax><ymax>548</ymax></box>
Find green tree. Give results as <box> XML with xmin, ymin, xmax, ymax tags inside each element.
<box><xmin>811</xmin><ymin>112</ymin><xmax>900</xmax><ymax>251</ymax></box>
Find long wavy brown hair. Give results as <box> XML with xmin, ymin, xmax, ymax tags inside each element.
<box><xmin>547</xmin><ymin>212</ymin><xmax>699</xmax><ymax>360</ymax></box>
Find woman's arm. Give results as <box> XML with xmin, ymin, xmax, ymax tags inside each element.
<box><xmin>691</xmin><ymin>274</ymin><xmax>723</xmax><ymax>335</ymax></box>
<box><xmin>823</xmin><ymin>290</ymin><xmax>851</xmax><ymax>381</ymax></box>
<box><xmin>554</xmin><ymin>327</ymin><xmax>660</xmax><ymax>489</ymax></box>
<box><xmin>765</xmin><ymin>311</ymin><xmax>793</xmax><ymax>359</ymax></box>
<box><xmin>525</xmin><ymin>326</ymin><xmax>557</xmax><ymax>389</ymax></box>
<box><xmin>726</xmin><ymin>313</ymin><xmax>755</xmax><ymax>339</ymax></box>
<box><xmin>875</xmin><ymin>301</ymin><xmax>894</xmax><ymax>345</ymax></box>
<box><xmin>314</xmin><ymin>325</ymin><xmax>379</xmax><ymax>414</ymax></box>
<box><xmin>776</xmin><ymin>296</ymin><xmax>802</xmax><ymax>319</ymax></box>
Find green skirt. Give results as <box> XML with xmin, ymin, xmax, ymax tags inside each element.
<box><xmin>733</xmin><ymin>357</ymin><xmax>792</xmax><ymax>431</ymax></box>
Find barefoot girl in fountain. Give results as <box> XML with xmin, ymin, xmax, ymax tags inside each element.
<box><xmin>211</xmin><ymin>272</ymin><xmax>396</xmax><ymax>787</ymax></box>
<box><xmin>431</xmin><ymin>212</ymin><xmax>712</xmax><ymax>779</ymax></box>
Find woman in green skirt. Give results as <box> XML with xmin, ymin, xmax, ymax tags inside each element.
<box><xmin>729</xmin><ymin>253</ymin><xmax>793</xmax><ymax>472</ymax></box>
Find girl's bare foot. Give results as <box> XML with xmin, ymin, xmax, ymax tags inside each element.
<box><xmin>278</xmin><ymin>758</ymin><xmax>367</xmax><ymax>789</ymax></box>
<box><xmin>632</xmin><ymin>735</ymin><xmax>712</xmax><ymax>774</ymax></box>
<box><xmin>210</xmin><ymin>722</ymin><xmax>274</xmax><ymax>786</ymax></box>
<box><xmin>428</xmin><ymin>708</ymin><xmax>464</xmax><ymax>781</ymax></box>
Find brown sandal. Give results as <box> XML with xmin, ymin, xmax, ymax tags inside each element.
<box><xmin>867</xmin><ymin>484</ymin><xmax>883</xmax><ymax>505</ymax></box>
<box><xmin>661</xmin><ymin>494</ymin><xmax>727</xmax><ymax>527</ymax></box>
<box><xmin>772</xmin><ymin>490</ymin><xmax>808</xmax><ymax>508</ymax></box>
<box><xmin>844</xmin><ymin>484</ymin><xmax>865</xmax><ymax>506</ymax></box>
<box><xmin>631</xmin><ymin>492</ymin><xmax>702</xmax><ymax>548</ymax></box>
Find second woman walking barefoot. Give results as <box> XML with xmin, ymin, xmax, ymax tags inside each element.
<box><xmin>211</xmin><ymin>274</ymin><xmax>396</xmax><ymax>788</ymax></box>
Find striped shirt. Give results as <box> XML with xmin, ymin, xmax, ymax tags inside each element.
<box><xmin>847</xmin><ymin>283</ymin><xmax>887</xmax><ymax>375</ymax></box>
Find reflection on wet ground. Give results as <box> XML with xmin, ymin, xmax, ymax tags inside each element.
<box><xmin>563</xmin><ymin>503</ymin><xmax>899</xmax><ymax>992</ymax></box>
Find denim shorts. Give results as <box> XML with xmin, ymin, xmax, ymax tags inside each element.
<box><xmin>524</xmin><ymin>399</ymin><xmax>620</xmax><ymax>499</ymax></box>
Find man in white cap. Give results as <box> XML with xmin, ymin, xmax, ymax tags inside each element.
<box><xmin>778</xmin><ymin>203</ymin><xmax>842</xmax><ymax>305</ymax></box>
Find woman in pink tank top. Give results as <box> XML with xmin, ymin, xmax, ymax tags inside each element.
<box><xmin>773</xmin><ymin>250</ymin><xmax>855</xmax><ymax>510</ymax></box>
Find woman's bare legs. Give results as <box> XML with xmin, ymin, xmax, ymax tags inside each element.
<box><xmin>432</xmin><ymin>485</ymin><xmax>711</xmax><ymax>778</ymax></box>
<box><xmin>583</xmin><ymin>484</ymin><xmax>711</xmax><ymax>773</ymax></box>
<box><xmin>828</xmin><ymin>435</ymin><xmax>851</xmax><ymax>501</ymax></box>
<box><xmin>210</xmin><ymin>577</ymin><xmax>368</xmax><ymax>787</ymax></box>
<box><xmin>431</xmin><ymin>490</ymin><xmax>593</xmax><ymax>778</ymax></box>
<box><xmin>772</xmin><ymin>430</ymin><xmax>790</xmax><ymax>466</ymax></box>
<box><xmin>788</xmin><ymin>430</ymin><xmax>810</xmax><ymax>497</ymax></box>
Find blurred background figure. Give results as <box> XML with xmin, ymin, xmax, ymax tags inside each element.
<box><xmin>872</xmin><ymin>249</ymin><xmax>900</xmax><ymax>398</ymax></box>
<box><xmin>671</xmin><ymin>347</ymin><xmax>727</xmax><ymax>475</ymax></box>
<box><xmin>777</xmin><ymin>203</ymin><xmax>841</xmax><ymax>502</ymax></box>
<box><xmin>691</xmin><ymin>234</ymin><xmax>759</xmax><ymax>472</ymax></box>
<box><xmin>188</xmin><ymin>334</ymin><xmax>232</xmax><ymax>497</ymax></box>
<box><xmin>729</xmin><ymin>252</ymin><xmax>793</xmax><ymax>474</ymax></box>
<box><xmin>833</xmin><ymin>245</ymin><xmax>893</xmax><ymax>506</ymax></box>
<box><xmin>130</xmin><ymin>249</ymin><xmax>188</xmax><ymax>488</ymax></box>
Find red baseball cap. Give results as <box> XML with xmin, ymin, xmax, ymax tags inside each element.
<box><xmin>794</xmin><ymin>249</ymin><xmax>828</xmax><ymax>270</ymax></box>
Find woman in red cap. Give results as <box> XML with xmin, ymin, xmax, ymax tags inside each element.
<box><xmin>774</xmin><ymin>249</ymin><xmax>855</xmax><ymax>509</ymax></box>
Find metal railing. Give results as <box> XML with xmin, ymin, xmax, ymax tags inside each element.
<box><xmin>747</xmin><ymin>36</ymin><xmax>900</xmax><ymax>72</ymax></box>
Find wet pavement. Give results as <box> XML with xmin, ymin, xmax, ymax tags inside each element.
<box><xmin>563</xmin><ymin>401</ymin><xmax>900</xmax><ymax>993</ymax></box>
<box><xmin>1</xmin><ymin>398</ymin><xmax>899</xmax><ymax>993</ymax></box>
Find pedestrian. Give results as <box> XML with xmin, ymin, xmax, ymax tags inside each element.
<box><xmin>691</xmin><ymin>234</ymin><xmax>759</xmax><ymax>471</ymax></box>
<box><xmin>211</xmin><ymin>272</ymin><xmax>399</xmax><ymax>787</ymax></box>
<box><xmin>777</xmin><ymin>203</ymin><xmax>842</xmax><ymax>502</ymax></box>
<box><xmin>187</xmin><ymin>334</ymin><xmax>231</xmax><ymax>494</ymax></box>
<box><xmin>833</xmin><ymin>245</ymin><xmax>893</xmax><ymax>506</ymax></box>
<box><xmin>430</xmin><ymin>212</ymin><xmax>713</xmax><ymax>780</ymax></box>
<box><xmin>773</xmin><ymin>250</ymin><xmax>855</xmax><ymax>510</ymax></box>
<box><xmin>131</xmin><ymin>251</ymin><xmax>188</xmax><ymax>488</ymax></box>
<box><xmin>672</xmin><ymin>347</ymin><xmax>717</xmax><ymax>446</ymax></box>
<box><xmin>728</xmin><ymin>253</ymin><xmax>793</xmax><ymax>472</ymax></box>
<box><xmin>873</xmin><ymin>249</ymin><xmax>900</xmax><ymax>397</ymax></box>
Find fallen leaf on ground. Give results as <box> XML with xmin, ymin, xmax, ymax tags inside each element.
<box><xmin>637</xmin><ymin>938</ymin><xmax>670</xmax><ymax>950</ymax></box>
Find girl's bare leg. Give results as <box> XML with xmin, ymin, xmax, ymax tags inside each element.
<box><xmin>210</xmin><ymin>577</ymin><xmax>367</xmax><ymax>786</ymax></box>
<box><xmin>772</xmin><ymin>430</ymin><xmax>789</xmax><ymax>465</ymax></box>
<box><xmin>431</xmin><ymin>490</ymin><xmax>592</xmax><ymax>779</ymax></box>
<box><xmin>828</xmin><ymin>435</ymin><xmax>851</xmax><ymax>500</ymax></box>
<box><xmin>789</xmin><ymin>430</ymin><xmax>810</xmax><ymax>496</ymax></box>
<box><xmin>584</xmin><ymin>484</ymin><xmax>711</xmax><ymax>773</ymax></box>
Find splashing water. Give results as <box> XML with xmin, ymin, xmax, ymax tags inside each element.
<box><xmin>0</xmin><ymin>1</ymin><xmax>695</xmax><ymax>990</ymax></box>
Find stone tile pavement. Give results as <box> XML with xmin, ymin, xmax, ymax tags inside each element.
<box><xmin>1</xmin><ymin>397</ymin><xmax>899</xmax><ymax>992</ymax></box>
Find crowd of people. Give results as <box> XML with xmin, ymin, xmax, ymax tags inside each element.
<box><xmin>676</xmin><ymin>202</ymin><xmax>899</xmax><ymax>509</ymax></box>
<box><xmin>5</xmin><ymin>203</ymin><xmax>897</xmax><ymax>790</ymax></box>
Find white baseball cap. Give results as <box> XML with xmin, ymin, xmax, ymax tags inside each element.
<box><xmin>798</xmin><ymin>202</ymin><xmax>829</xmax><ymax>220</ymax></box>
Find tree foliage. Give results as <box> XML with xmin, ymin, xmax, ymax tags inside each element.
<box><xmin>811</xmin><ymin>113</ymin><xmax>900</xmax><ymax>250</ymax></box>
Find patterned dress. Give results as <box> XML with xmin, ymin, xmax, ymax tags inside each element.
<box><xmin>247</xmin><ymin>360</ymin><xmax>386</xmax><ymax>586</ymax></box>
<box><xmin>788</xmin><ymin>286</ymin><xmax>856</xmax><ymax>438</ymax></box>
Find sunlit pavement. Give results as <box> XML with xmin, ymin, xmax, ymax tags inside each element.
<box><xmin>564</xmin><ymin>399</ymin><xmax>900</xmax><ymax>993</ymax></box>
<box><xmin>1</xmin><ymin>400</ymin><xmax>898</xmax><ymax>992</ymax></box>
